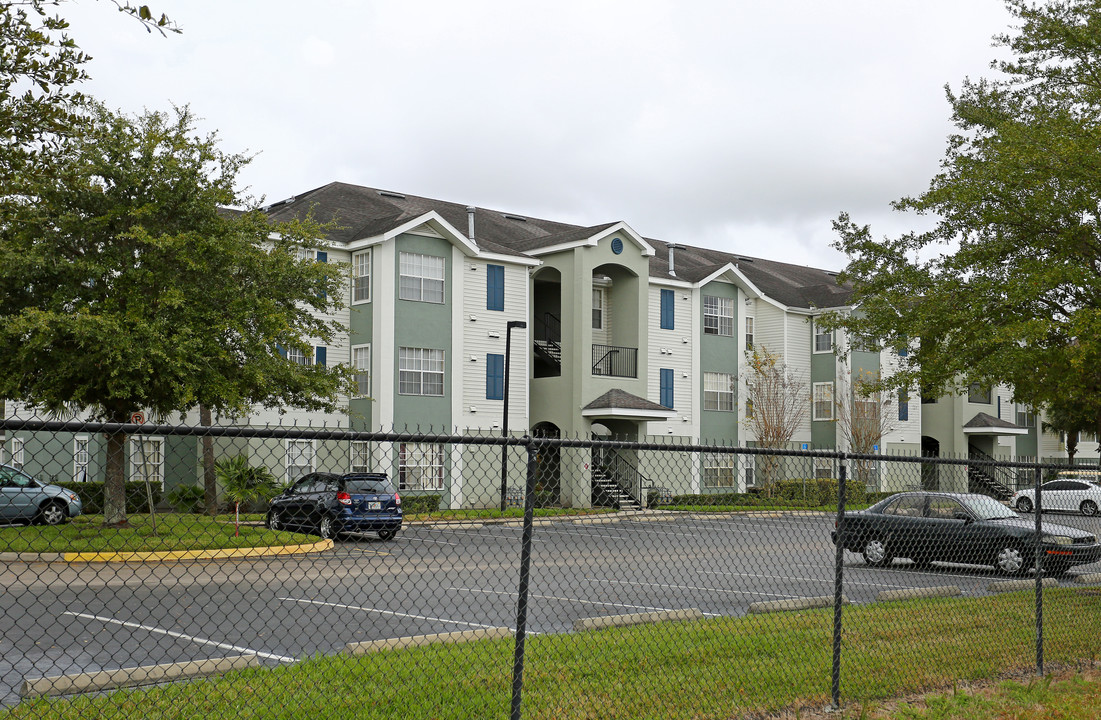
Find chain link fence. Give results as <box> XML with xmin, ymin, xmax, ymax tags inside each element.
<box><xmin>1</xmin><ymin>417</ymin><xmax>1100</xmax><ymax>719</ymax></box>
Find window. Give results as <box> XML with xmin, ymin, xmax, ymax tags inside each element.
<box><xmin>486</xmin><ymin>264</ymin><xmax>504</xmax><ymax>311</ymax></box>
<box><xmin>9</xmin><ymin>437</ymin><xmax>24</xmax><ymax>470</ymax></box>
<box><xmin>398</xmin><ymin>443</ymin><xmax>444</xmax><ymax>490</ymax></box>
<box><xmin>592</xmin><ymin>289</ymin><xmax>603</xmax><ymax>329</ymax></box>
<box><xmin>702</xmin><ymin>453</ymin><xmax>736</xmax><ymax>488</ymax></box>
<box><xmin>884</xmin><ymin>495</ymin><xmax>924</xmax><ymax>517</ymax></box>
<box><xmin>703</xmin><ymin>372</ymin><xmax>735</xmax><ymax>412</ymax></box>
<box><xmin>745</xmin><ymin>317</ymin><xmax>754</xmax><ymax>350</ymax></box>
<box><xmin>129</xmin><ymin>437</ymin><xmax>164</xmax><ymax>488</ymax></box>
<box><xmin>1016</xmin><ymin>405</ymin><xmax>1036</xmax><ymax>427</ymax></box>
<box><xmin>898</xmin><ymin>389</ymin><xmax>909</xmax><ymax>422</ymax></box>
<box><xmin>659</xmin><ymin>368</ymin><xmax>674</xmax><ymax>408</ymax></box>
<box><xmin>352</xmin><ymin>250</ymin><xmax>371</xmax><ymax>303</ymax></box>
<box><xmin>660</xmin><ymin>289</ymin><xmax>674</xmax><ymax>330</ymax></box>
<box><xmin>286</xmin><ymin>440</ymin><xmax>314</xmax><ymax>482</ymax></box>
<box><xmin>486</xmin><ymin>353</ymin><xmax>505</xmax><ymax>400</ymax></box>
<box><xmin>350</xmin><ymin>441</ymin><xmax>372</xmax><ymax>473</ymax></box>
<box><xmin>399</xmin><ymin>347</ymin><xmax>445</xmax><ymax>396</ymax></box>
<box><xmin>968</xmin><ymin>383</ymin><xmax>991</xmax><ymax>404</ymax></box>
<box><xmin>815</xmin><ymin>458</ymin><xmax>834</xmax><ymax>479</ymax></box>
<box><xmin>287</xmin><ymin>347</ymin><xmax>312</xmax><ymax>366</ymax></box>
<box><xmin>399</xmin><ymin>252</ymin><xmax>445</xmax><ymax>303</ymax></box>
<box><xmin>703</xmin><ymin>295</ymin><xmax>733</xmax><ymax>336</ymax></box>
<box><xmin>745</xmin><ymin>398</ymin><xmax>754</xmax><ymax>418</ymax></box>
<box><xmin>813</xmin><ymin>321</ymin><xmax>833</xmax><ymax>353</ymax></box>
<box><xmin>813</xmin><ymin>382</ymin><xmax>834</xmax><ymax>421</ymax></box>
<box><xmin>74</xmin><ymin>437</ymin><xmax>89</xmax><ymax>482</ymax></box>
<box><xmin>352</xmin><ymin>345</ymin><xmax>371</xmax><ymax>397</ymax></box>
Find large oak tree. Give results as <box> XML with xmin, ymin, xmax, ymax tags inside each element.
<box><xmin>824</xmin><ymin>0</ymin><xmax>1101</xmax><ymax>443</ymax></box>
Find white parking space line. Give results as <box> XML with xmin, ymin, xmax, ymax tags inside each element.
<box><xmin>591</xmin><ymin>578</ymin><xmax>801</xmax><ymax>600</ymax></box>
<box><xmin>614</xmin><ymin>524</ymin><xmax>762</xmax><ymax>539</ymax></box>
<box><xmin>399</xmin><ymin>535</ymin><xmax>461</xmax><ymax>547</ymax></box>
<box><xmin>64</xmin><ymin>612</ymin><xmax>296</xmax><ymax>663</ymax></box>
<box><xmin>279</xmin><ymin>597</ymin><xmax>501</xmax><ymax>630</ymax></box>
<box><xmin>447</xmin><ymin>586</ymin><xmax>723</xmax><ymax>617</ymax></box>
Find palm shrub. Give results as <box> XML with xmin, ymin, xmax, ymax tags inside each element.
<box><xmin>215</xmin><ymin>455</ymin><xmax>280</xmax><ymax>535</ymax></box>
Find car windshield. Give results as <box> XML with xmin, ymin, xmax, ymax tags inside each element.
<box><xmin>960</xmin><ymin>494</ymin><xmax>1018</xmax><ymax>520</ymax></box>
<box><xmin>345</xmin><ymin>478</ymin><xmax>393</xmax><ymax>494</ymax></box>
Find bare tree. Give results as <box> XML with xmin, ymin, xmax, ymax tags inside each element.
<box><xmin>742</xmin><ymin>347</ymin><xmax>809</xmax><ymax>495</ymax></box>
<box><xmin>834</xmin><ymin>369</ymin><xmax>896</xmax><ymax>489</ymax></box>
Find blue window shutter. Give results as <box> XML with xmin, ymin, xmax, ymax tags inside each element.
<box><xmin>660</xmin><ymin>368</ymin><xmax>674</xmax><ymax>408</ymax></box>
<box><xmin>276</xmin><ymin>344</ymin><xmax>287</xmax><ymax>359</ymax></box>
<box><xmin>486</xmin><ymin>353</ymin><xmax>504</xmax><ymax>399</ymax></box>
<box><xmin>660</xmin><ymin>289</ymin><xmax>674</xmax><ymax>330</ymax></box>
<box><xmin>487</xmin><ymin>265</ymin><xmax>504</xmax><ymax>311</ymax></box>
<box><xmin>898</xmin><ymin>389</ymin><xmax>908</xmax><ymax>421</ymax></box>
<box><xmin>315</xmin><ymin>347</ymin><xmax>326</xmax><ymax>366</ymax></box>
<box><xmin>316</xmin><ymin>251</ymin><xmax>327</xmax><ymax>263</ymax></box>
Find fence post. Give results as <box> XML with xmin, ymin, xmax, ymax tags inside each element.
<box><xmin>831</xmin><ymin>455</ymin><xmax>847</xmax><ymax>710</ymax></box>
<box><xmin>510</xmin><ymin>436</ymin><xmax>537</xmax><ymax>720</ymax></box>
<box><xmin>1034</xmin><ymin>465</ymin><xmax>1044</xmax><ymax>677</ymax></box>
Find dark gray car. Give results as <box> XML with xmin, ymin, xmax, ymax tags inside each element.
<box><xmin>0</xmin><ymin>464</ymin><xmax>83</xmax><ymax>526</ymax></box>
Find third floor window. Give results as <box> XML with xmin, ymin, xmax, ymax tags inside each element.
<box><xmin>399</xmin><ymin>252</ymin><xmax>445</xmax><ymax>303</ymax></box>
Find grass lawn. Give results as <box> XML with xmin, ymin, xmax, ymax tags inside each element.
<box><xmin>4</xmin><ymin>590</ymin><xmax>1101</xmax><ymax>719</ymax></box>
<box><xmin>0</xmin><ymin>514</ymin><xmax>316</xmax><ymax>554</ymax></box>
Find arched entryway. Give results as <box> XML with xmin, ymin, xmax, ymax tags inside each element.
<box><xmin>921</xmin><ymin>436</ymin><xmax>941</xmax><ymax>490</ymax></box>
<box><xmin>532</xmin><ymin>422</ymin><xmax>562</xmax><ymax>506</ymax></box>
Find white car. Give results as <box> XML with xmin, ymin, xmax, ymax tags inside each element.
<box><xmin>1011</xmin><ymin>478</ymin><xmax>1101</xmax><ymax>516</ymax></box>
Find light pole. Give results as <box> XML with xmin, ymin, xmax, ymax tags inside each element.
<box><xmin>501</xmin><ymin>320</ymin><xmax>527</xmax><ymax>512</ymax></box>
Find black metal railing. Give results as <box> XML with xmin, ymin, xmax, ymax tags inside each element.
<box><xmin>591</xmin><ymin>343</ymin><xmax>637</xmax><ymax>377</ymax></box>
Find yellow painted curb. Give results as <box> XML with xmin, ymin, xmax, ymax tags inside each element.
<box><xmin>61</xmin><ymin>539</ymin><xmax>334</xmax><ymax>563</ymax></box>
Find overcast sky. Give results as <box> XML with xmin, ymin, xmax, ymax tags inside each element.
<box><xmin>63</xmin><ymin>0</ymin><xmax>1015</xmax><ymax>270</ymax></box>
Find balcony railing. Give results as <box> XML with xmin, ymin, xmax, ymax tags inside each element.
<box><xmin>592</xmin><ymin>344</ymin><xmax>637</xmax><ymax>378</ymax></box>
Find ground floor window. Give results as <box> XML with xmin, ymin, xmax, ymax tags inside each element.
<box><xmin>8</xmin><ymin>437</ymin><xmax>24</xmax><ymax>470</ymax></box>
<box><xmin>398</xmin><ymin>443</ymin><xmax>445</xmax><ymax>491</ymax></box>
<box><xmin>701</xmin><ymin>452</ymin><xmax>736</xmax><ymax>488</ymax></box>
<box><xmin>129</xmin><ymin>437</ymin><xmax>164</xmax><ymax>488</ymax></box>
<box><xmin>74</xmin><ymin>437</ymin><xmax>90</xmax><ymax>482</ymax></box>
<box><xmin>286</xmin><ymin>440</ymin><xmax>314</xmax><ymax>482</ymax></box>
<box><xmin>350</xmin><ymin>441</ymin><xmax>372</xmax><ymax>473</ymax></box>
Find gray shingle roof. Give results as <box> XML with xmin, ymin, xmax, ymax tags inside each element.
<box><xmin>263</xmin><ymin>181</ymin><xmax>853</xmax><ymax>310</ymax></box>
<box><xmin>963</xmin><ymin>412</ymin><xmax>1024</xmax><ymax>430</ymax></box>
<box><xmin>583</xmin><ymin>389</ymin><xmax>671</xmax><ymax>413</ymax></box>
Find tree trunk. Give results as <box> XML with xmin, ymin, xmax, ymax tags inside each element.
<box><xmin>201</xmin><ymin>405</ymin><xmax>217</xmax><ymax>516</ymax></box>
<box><xmin>1067</xmin><ymin>430</ymin><xmax>1079</xmax><ymax>464</ymax></box>
<box><xmin>103</xmin><ymin>429</ymin><xmax>128</xmax><ymax>526</ymax></box>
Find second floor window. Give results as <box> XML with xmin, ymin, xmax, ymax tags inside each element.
<box><xmin>703</xmin><ymin>372</ymin><xmax>735</xmax><ymax>412</ymax></box>
<box><xmin>399</xmin><ymin>347</ymin><xmax>445</xmax><ymax>396</ymax></box>
<box><xmin>813</xmin><ymin>382</ymin><xmax>834</xmax><ymax>421</ymax></box>
<box><xmin>352</xmin><ymin>345</ymin><xmax>370</xmax><ymax>397</ymax></box>
<box><xmin>968</xmin><ymin>383</ymin><xmax>991</xmax><ymax>404</ymax></box>
<box><xmin>659</xmin><ymin>368</ymin><xmax>674</xmax><ymax>408</ymax></box>
<box><xmin>399</xmin><ymin>252</ymin><xmax>445</xmax><ymax>303</ymax></box>
<box><xmin>898</xmin><ymin>389</ymin><xmax>909</xmax><ymax>421</ymax></box>
<box><xmin>592</xmin><ymin>289</ymin><xmax>604</xmax><ymax>329</ymax></box>
<box><xmin>486</xmin><ymin>353</ymin><xmax>504</xmax><ymax>400</ymax></box>
<box><xmin>745</xmin><ymin>317</ymin><xmax>754</xmax><ymax>350</ymax></box>
<box><xmin>703</xmin><ymin>295</ymin><xmax>733</xmax><ymax>336</ymax></box>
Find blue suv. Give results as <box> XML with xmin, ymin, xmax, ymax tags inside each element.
<box><xmin>266</xmin><ymin>472</ymin><xmax>402</xmax><ymax>541</ymax></box>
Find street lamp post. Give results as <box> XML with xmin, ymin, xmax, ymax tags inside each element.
<box><xmin>501</xmin><ymin>320</ymin><xmax>527</xmax><ymax>512</ymax></box>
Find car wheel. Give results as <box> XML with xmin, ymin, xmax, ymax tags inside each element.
<box><xmin>861</xmin><ymin>538</ymin><xmax>893</xmax><ymax>567</ymax></box>
<box><xmin>1081</xmin><ymin>500</ymin><xmax>1098</xmax><ymax>517</ymax></box>
<box><xmin>994</xmin><ymin>545</ymin><xmax>1029</xmax><ymax>575</ymax></box>
<box><xmin>318</xmin><ymin>515</ymin><xmax>337</xmax><ymax>540</ymax></box>
<box><xmin>1016</xmin><ymin>497</ymin><xmax>1033</xmax><ymax>513</ymax></box>
<box><xmin>38</xmin><ymin>500</ymin><xmax>66</xmax><ymax>526</ymax></box>
<box><xmin>378</xmin><ymin>529</ymin><xmax>397</xmax><ymax>542</ymax></box>
<box><xmin>266</xmin><ymin>509</ymin><xmax>284</xmax><ymax>532</ymax></box>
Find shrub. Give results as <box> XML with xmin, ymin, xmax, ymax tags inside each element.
<box><xmin>401</xmin><ymin>494</ymin><xmax>442</xmax><ymax>514</ymax></box>
<box><xmin>54</xmin><ymin>482</ymin><xmax>163</xmax><ymax>515</ymax></box>
<box><xmin>167</xmin><ymin>485</ymin><xmax>206</xmax><ymax>514</ymax></box>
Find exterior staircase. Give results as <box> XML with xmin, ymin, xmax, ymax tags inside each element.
<box><xmin>967</xmin><ymin>445</ymin><xmax>1015</xmax><ymax>500</ymax></box>
<box><xmin>590</xmin><ymin>447</ymin><xmax>649</xmax><ymax>510</ymax></box>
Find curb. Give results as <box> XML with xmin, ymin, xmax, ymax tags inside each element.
<box><xmin>21</xmin><ymin>654</ymin><xmax>260</xmax><ymax>698</ymax></box>
<box><xmin>1074</xmin><ymin>573</ymin><xmax>1101</xmax><ymax>585</ymax></box>
<box><xmin>0</xmin><ymin>539</ymin><xmax>333</xmax><ymax>564</ymax></box>
<box><xmin>574</xmin><ymin>608</ymin><xmax>703</xmax><ymax>632</ymax></box>
<box><xmin>876</xmin><ymin>585</ymin><xmax>961</xmax><ymax>603</ymax></box>
<box><xmin>988</xmin><ymin>577</ymin><xmax>1058</xmax><ymax>593</ymax></box>
<box><xmin>748</xmin><ymin>595</ymin><xmax>846</xmax><ymax>614</ymax></box>
<box><xmin>343</xmin><ymin>628</ymin><xmax>513</xmax><ymax>656</ymax></box>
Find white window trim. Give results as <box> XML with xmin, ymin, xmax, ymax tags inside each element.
<box><xmin>287</xmin><ymin>346</ymin><xmax>313</xmax><ymax>366</ymax></box>
<box><xmin>592</xmin><ymin>288</ymin><xmax>604</xmax><ymax>330</ymax></box>
<box><xmin>398</xmin><ymin>442</ymin><xmax>445</xmax><ymax>491</ymax></box>
<box><xmin>285</xmin><ymin>439</ymin><xmax>315</xmax><ymax>483</ymax></box>
<box><xmin>745</xmin><ymin>316</ymin><xmax>754</xmax><ymax>350</ymax></box>
<box><xmin>703</xmin><ymin>372</ymin><xmax>736</xmax><ymax>412</ymax></box>
<box><xmin>813</xmin><ymin>320</ymin><xmax>833</xmax><ymax>354</ymax></box>
<box><xmin>9</xmin><ymin>437</ymin><xmax>24</xmax><ymax>470</ymax></box>
<box><xmin>352</xmin><ymin>249</ymin><xmax>371</xmax><ymax>304</ymax></box>
<box><xmin>399</xmin><ymin>251</ymin><xmax>446</xmax><ymax>304</ymax></box>
<box><xmin>703</xmin><ymin>295</ymin><xmax>734</xmax><ymax>337</ymax></box>
<box><xmin>352</xmin><ymin>344</ymin><xmax>371</xmax><ymax>398</ymax></box>
<box><xmin>350</xmin><ymin>441</ymin><xmax>372</xmax><ymax>473</ymax></box>
<box><xmin>128</xmin><ymin>436</ymin><xmax>165</xmax><ymax>489</ymax></box>
<box><xmin>74</xmin><ymin>436</ymin><xmax>90</xmax><ymax>482</ymax></box>
<box><xmin>813</xmin><ymin>382</ymin><xmax>835</xmax><ymax>421</ymax></box>
<box><xmin>701</xmin><ymin>452</ymin><xmax>736</xmax><ymax>488</ymax></box>
<box><xmin>399</xmin><ymin>347</ymin><xmax>445</xmax><ymax>397</ymax></box>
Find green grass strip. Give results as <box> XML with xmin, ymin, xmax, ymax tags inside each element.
<box><xmin>6</xmin><ymin>590</ymin><xmax>1101</xmax><ymax>719</ymax></box>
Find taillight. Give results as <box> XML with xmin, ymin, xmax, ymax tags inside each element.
<box><xmin>394</xmin><ymin>492</ymin><xmax>402</xmax><ymax>506</ymax></box>
<box><xmin>337</xmin><ymin>492</ymin><xmax>352</xmax><ymax>506</ymax></box>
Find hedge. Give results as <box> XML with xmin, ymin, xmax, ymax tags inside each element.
<box><xmin>401</xmin><ymin>494</ymin><xmax>442</xmax><ymax>514</ymax></box>
<box><xmin>54</xmin><ymin>482</ymin><xmax>164</xmax><ymax>515</ymax></box>
<box><xmin>664</xmin><ymin>481</ymin><xmax>894</xmax><ymax>509</ymax></box>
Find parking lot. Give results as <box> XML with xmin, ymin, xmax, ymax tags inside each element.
<box><xmin>2</xmin><ymin>510</ymin><xmax>1099</xmax><ymax>706</ymax></box>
